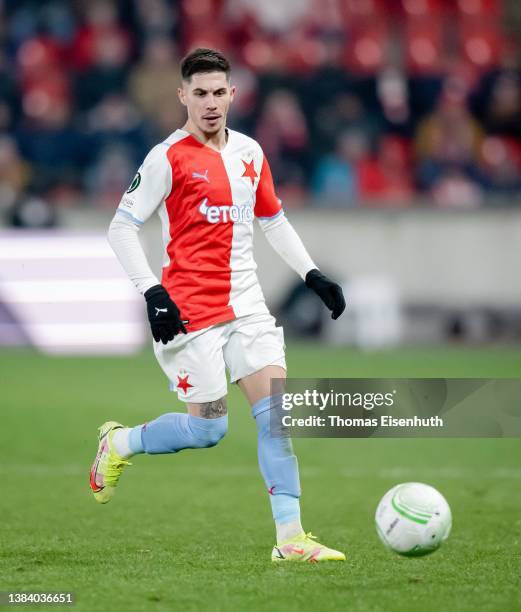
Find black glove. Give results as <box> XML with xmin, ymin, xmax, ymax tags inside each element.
<box><xmin>144</xmin><ymin>284</ymin><xmax>188</xmax><ymax>344</ymax></box>
<box><xmin>305</xmin><ymin>268</ymin><xmax>346</xmax><ymax>320</ymax></box>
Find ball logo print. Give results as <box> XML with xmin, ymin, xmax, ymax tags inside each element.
<box><xmin>375</xmin><ymin>483</ymin><xmax>452</xmax><ymax>557</ymax></box>
<box><xmin>126</xmin><ymin>172</ymin><xmax>141</xmax><ymax>194</ymax></box>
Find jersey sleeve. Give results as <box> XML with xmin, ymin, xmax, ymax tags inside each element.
<box><xmin>254</xmin><ymin>155</ymin><xmax>283</xmax><ymax>220</ymax></box>
<box><xmin>115</xmin><ymin>143</ymin><xmax>172</xmax><ymax>225</ymax></box>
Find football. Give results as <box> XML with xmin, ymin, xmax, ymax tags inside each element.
<box><xmin>375</xmin><ymin>482</ymin><xmax>452</xmax><ymax>556</ymax></box>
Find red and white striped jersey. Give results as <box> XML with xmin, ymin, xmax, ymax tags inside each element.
<box><xmin>116</xmin><ymin>128</ymin><xmax>283</xmax><ymax>332</ymax></box>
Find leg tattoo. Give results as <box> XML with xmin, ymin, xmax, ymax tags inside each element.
<box><xmin>198</xmin><ymin>397</ymin><xmax>228</xmax><ymax>419</ymax></box>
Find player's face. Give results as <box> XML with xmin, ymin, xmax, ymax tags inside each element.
<box><xmin>179</xmin><ymin>71</ymin><xmax>235</xmax><ymax>136</ymax></box>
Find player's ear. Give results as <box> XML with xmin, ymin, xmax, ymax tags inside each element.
<box><xmin>229</xmin><ymin>84</ymin><xmax>236</xmax><ymax>103</ymax></box>
<box><xmin>178</xmin><ymin>86</ymin><xmax>187</xmax><ymax>107</ymax></box>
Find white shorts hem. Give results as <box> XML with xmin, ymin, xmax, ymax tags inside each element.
<box><xmin>229</xmin><ymin>355</ymin><xmax>286</xmax><ymax>384</ymax></box>
<box><xmin>170</xmin><ymin>387</ymin><xmax>228</xmax><ymax>404</ymax></box>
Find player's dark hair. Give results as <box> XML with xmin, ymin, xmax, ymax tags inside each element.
<box><xmin>180</xmin><ymin>48</ymin><xmax>231</xmax><ymax>81</ymax></box>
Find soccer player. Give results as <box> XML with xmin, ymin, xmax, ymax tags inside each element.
<box><xmin>90</xmin><ymin>48</ymin><xmax>346</xmax><ymax>562</ymax></box>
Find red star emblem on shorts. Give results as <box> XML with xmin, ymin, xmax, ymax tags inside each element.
<box><xmin>241</xmin><ymin>159</ymin><xmax>258</xmax><ymax>186</ymax></box>
<box><xmin>177</xmin><ymin>375</ymin><xmax>193</xmax><ymax>393</ymax></box>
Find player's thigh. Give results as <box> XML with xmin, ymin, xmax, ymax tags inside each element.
<box><xmin>237</xmin><ymin>365</ymin><xmax>286</xmax><ymax>406</ymax></box>
<box><xmin>153</xmin><ymin>324</ymin><xmax>228</xmax><ymax>404</ymax></box>
<box><xmin>223</xmin><ymin>312</ymin><xmax>286</xmax><ymax>404</ymax></box>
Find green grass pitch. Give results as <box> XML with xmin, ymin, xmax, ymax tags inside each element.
<box><xmin>1</xmin><ymin>345</ymin><xmax>520</xmax><ymax>611</ymax></box>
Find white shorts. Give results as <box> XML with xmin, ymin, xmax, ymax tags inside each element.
<box><xmin>153</xmin><ymin>312</ymin><xmax>286</xmax><ymax>403</ymax></box>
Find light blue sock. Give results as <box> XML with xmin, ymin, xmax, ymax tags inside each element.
<box><xmin>252</xmin><ymin>395</ymin><xmax>301</xmax><ymax>525</ymax></box>
<box><xmin>129</xmin><ymin>426</ymin><xmax>144</xmax><ymax>454</ymax></box>
<box><xmin>131</xmin><ymin>412</ymin><xmax>228</xmax><ymax>455</ymax></box>
<box><xmin>270</xmin><ymin>492</ymin><xmax>301</xmax><ymax>524</ymax></box>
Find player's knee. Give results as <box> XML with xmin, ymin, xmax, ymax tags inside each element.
<box><xmin>188</xmin><ymin>412</ymin><xmax>228</xmax><ymax>448</ymax></box>
<box><xmin>198</xmin><ymin>417</ymin><xmax>228</xmax><ymax>447</ymax></box>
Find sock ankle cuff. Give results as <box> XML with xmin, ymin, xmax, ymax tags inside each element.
<box><xmin>129</xmin><ymin>425</ymin><xmax>145</xmax><ymax>454</ymax></box>
<box><xmin>271</xmin><ymin>493</ymin><xmax>301</xmax><ymax>524</ymax></box>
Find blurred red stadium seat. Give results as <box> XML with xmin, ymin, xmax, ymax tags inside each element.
<box><xmin>181</xmin><ymin>0</ymin><xmax>222</xmax><ymax>20</ymax></box>
<box><xmin>459</xmin><ymin>21</ymin><xmax>503</xmax><ymax>70</ymax></box>
<box><xmin>402</xmin><ymin>0</ymin><xmax>444</xmax><ymax>17</ymax></box>
<box><xmin>181</xmin><ymin>0</ymin><xmax>227</xmax><ymax>52</ymax></box>
<box><xmin>344</xmin><ymin>19</ymin><xmax>389</xmax><ymax>75</ymax></box>
<box><xmin>342</xmin><ymin>0</ymin><xmax>387</xmax><ymax>19</ymax></box>
<box><xmin>286</xmin><ymin>36</ymin><xmax>329</xmax><ymax>73</ymax></box>
<box><xmin>456</xmin><ymin>0</ymin><xmax>501</xmax><ymax>18</ymax></box>
<box><xmin>405</xmin><ymin>17</ymin><xmax>444</xmax><ymax>75</ymax></box>
<box><xmin>184</xmin><ymin>27</ymin><xmax>228</xmax><ymax>54</ymax></box>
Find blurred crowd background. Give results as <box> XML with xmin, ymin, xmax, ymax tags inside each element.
<box><xmin>1</xmin><ymin>0</ymin><xmax>521</xmax><ymax>351</ymax></box>
<box><xmin>0</xmin><ymin>0</ymin><xmax>521</xmax><ymax>225</ymax></box>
